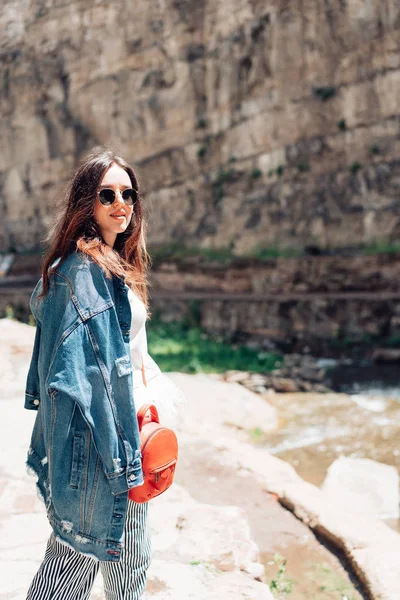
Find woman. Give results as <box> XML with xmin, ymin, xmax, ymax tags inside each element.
<box><xmin>24</xmin><ymin>147</ymin><xmax>184</xmax><ymax>599</ymax></box>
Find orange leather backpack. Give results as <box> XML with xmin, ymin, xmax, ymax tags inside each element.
<box><xmin>128</xmin><ymin>404</ymin><xmax>178</xmax><ymax>503</ymax></box>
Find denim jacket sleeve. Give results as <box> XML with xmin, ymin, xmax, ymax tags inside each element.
<box><xmin>25</xmin><ymin>257</ymin><xmax>143</xmax><ymax>496</ymax></box>
<box><xmin>49</xmin><ymin>312</ymin><xmax>143</xmax><ymax>495</ymax></box>
<box><xmin>25</xmin><ymin>321</ymin><xmax>42</xmax><ymax>408</ymax></box>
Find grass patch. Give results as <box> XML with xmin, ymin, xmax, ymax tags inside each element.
<box><xmin>245</xmin><ymin>244</ymin><xmax>302</xmax><ymax>259</ymax></box>
<box><xmin>269</xmin><ymin>554</ymin><xmax>293</xmax><ymax>596</ymax></box>
<box><xmin>149</xmin><ymin>242</ymin><xmax>304</xmax><ymax>264</ymax></box>
<box><xmin>147</xmin><ymin>320</ymin><xmax>281</xmax><ymax>374</ymax></box>
<box><xmin>306</xmin><ymin>562</ymin><xmax>359</xmax><ymax>599</ymax></box>
<box><xmin>249</xmin><ymin>426</ymin><xmax>268</xmax><ymax>444</ymax></box>
<box><xmin>148</xmin><ymin>243</ymin><xmax>235</xmax><ymax>263</ymax></box>
<box><xmin>362</xmin><ymin>241</ymin><xmax>400</xmax><ymax>255</ymax></box>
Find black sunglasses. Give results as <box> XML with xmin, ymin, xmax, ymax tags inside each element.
<box><xmin>98</xmin><ymin>187</ymin><xmax>138</xmax><ymax>206</ymax></box>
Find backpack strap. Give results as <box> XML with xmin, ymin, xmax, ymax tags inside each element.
<box><xmin>136</xmin><ymin>403</ymin><xmax>160</xmax><ymax>431</ymax></box>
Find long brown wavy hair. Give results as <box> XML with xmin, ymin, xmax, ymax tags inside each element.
<box><xmin>37</xmin><ymin>147</ymin><xmax>151</xmax><ymax>310</ymax></box>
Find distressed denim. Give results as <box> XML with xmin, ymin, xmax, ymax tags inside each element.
<box><xmin>25</xmin><ymin>250</ymin><xmax>144</xmax><ymax>561</ymax></box>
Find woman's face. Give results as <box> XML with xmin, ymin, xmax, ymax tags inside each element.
<box><xmin>93</xmin><ymin>163</ymin><xmax>135</xmax><ymax>248</ymax></box>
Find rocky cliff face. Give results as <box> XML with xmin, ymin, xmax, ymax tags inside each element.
<box><xmin>1</xmin><ymin>0</ymin><xmax>400</xmax><ymax>253</ymax></box>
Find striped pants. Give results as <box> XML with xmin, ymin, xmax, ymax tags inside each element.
<box><xmin>26</xmin><ymin>501</ymin><xmax>151</xmax><ymax>600</ymax></box>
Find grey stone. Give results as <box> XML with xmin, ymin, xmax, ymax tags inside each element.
<box><xmin>322</xmin><ymin>457</ymin><xmax>400</xmax><ymax>519</ymax></box>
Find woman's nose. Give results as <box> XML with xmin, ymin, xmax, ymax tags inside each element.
<box><xmin>113</xmin><ymin>190</ymin><xmax>125</xmax><ymax>206</ymax></box>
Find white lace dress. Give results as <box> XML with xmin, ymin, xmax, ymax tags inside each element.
<box><xmin>127</xmin><ymin>287</ymin><xmax>186</xmax><ymax>431</ymax></box>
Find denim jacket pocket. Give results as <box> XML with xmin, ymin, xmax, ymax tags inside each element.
<box><xmin>69</xmin><ymin>433</ymin><xmax>84</xmax><ymax>489</ymax></box>
<box><xmin>115</xmin><ymin>355</ymin><xmax>132</xmax><ymax>377</ymax></box>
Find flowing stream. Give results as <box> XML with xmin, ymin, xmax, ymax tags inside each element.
<box><xmin>263</xmin><ymin>361</ymin><xmax>400</xmax><ymax>532</ymax></box>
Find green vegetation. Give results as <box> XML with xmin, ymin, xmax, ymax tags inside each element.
<box><xmin>370</xmin><ymin>144</ymin><xmax>380</xmax><ymax>155</ymax></box>
<box><xmin>149</xmin><ymin>242</ymin><xmax>304</xmax><ymax>263</ymax></box>
<box><xmin>228</xmin><ymin>155</ymin><xmax>237</xmax><ymax>163</ymax></box>
<box><xmin>297</xmin><ymin>161</ymin><xmax>310</xmax><ymax>172</ymax></box>
<box><xmin>147</xmin><ymin>320</ymin><xmax>281</xmax><ymax>374</ymax></box>
<box><xmin>149</xmin><ymin>239</ymin><xmax>400</xmax><ymax>266</ymax></box>
<box><xmin>4</xmin><ymin>303</ymin><xmax>33</xmax><ymax>323</ymax></box>
<box><xmin>263</xmin><ymin>165</ymin><xmax>285</xmax><ymax>177</ymax></box>
<box><xmin>269</xmin><ymin>554</ymin><xmax>293</xmax><ymax>597</ymax></box>
<box><xmin>337</xmin><ymin>118</ymin><xmax>347</xmax><ymax>131</ymax></box>
<box><xmin>148</xmin><ymin>243</ymin><xmax>235</xmax><ymax>263</ymax></box>
<box><xmin>306</xmin><ymin>562</ymin><xmax>359</xmax><ymax>599</ymax></box>
<box><xmin>211</xmin><ymin>166</ymin><xmax>241</xmax><ymax>202</ymax></box>
<box><xmin>249</xmin><ymin>427</ymin><xmax>268</xmax><ymax>444</ymax></box>
<box><xmin>5</xmin><ymin>305</ymin><xmax>15</xmax><ymax>319</ymax></box>
<box><xmin>197</xmin><ymin>145</ymin><xmax>207</xmax><ymax>159</ymax></box>
<box><xmin>215</xmin><ymin>167</ymin><xmax>239</xmax><ymax>184</ymax></box>
<box><xmin>313</xmin><ymin>86</ymin><xmax>336</xmax><ymax>101</ymax></box>
<box><xmin>215</xmin><ymin>184</ymin><xmax>224</xmax><ymax>202</ymax></box>
<box><xmin>250</xmin><ymin>167</ymin><xmax>262</xmax><ymax>179</ymax></box>
<box><xmin>349</xmin><ymin>161</ymin><xmax>362</xmax><ymax>174</ymax></box>
<box><xmin>385</xmin><ymin>335</ymin><xmax>400</xmax><ymax>348</ymax></box>
<box><xmin>362</xmin><ymin>240</ymin><xmax>400</xmax><ymax>255</ymax></box>
<box><xmin>245</xmin><ymin>244</ymin><xmax>301</xmax><ymax>260</ymax></box>
<box><xmin>196</xmin><ymin>118</ymin><xmax>208</xmax><ymax>129</ymax></box>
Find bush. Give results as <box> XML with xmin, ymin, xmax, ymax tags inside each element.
<box><xmin>297</xmin><ymin>161</ymin><xmax>310</xmax><ymax>172</ymax></box>
<box><xmin>276</xmin><ymin>164</ymin><xmax>284</xmax><ymax>176</ymax></box>
<box><xmin>196</xmin><ymin>117</ymin><xmax>208</xmax><ymax>129</ymax></box>
<box><xmin>313</xmin><ymin>86</ymin><xmax>336</xmax><ymax>101</ymax></box>
<box><xmin>216</xmin><ymin>167</ymin><xmax>238</xmax><ymax>184</ymax></box>
<box><xmin>349</xmin><ymin>161</ymin><xmax>362</xmax><ymax>174</ymax></box>
<box><xmin>250</xmin><ymin>167</ymin><xmax>262</xmax><ymax>179</ymax></box>
<box><xmin>197</xmin><ymin>145</ymin><xmax>206</xmax><ymax>159</ymax></box>
<box><xmin>337</xmin><ymin>118</ymin><xmax>346</xmax><ymax>131</ymax></box>
<box><xmin>370</xmin><ymin>144</ymin><xmax>380</xmax><ymax>155</ymax></box>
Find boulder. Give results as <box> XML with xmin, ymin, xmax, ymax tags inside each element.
<box><xmin>371</xmin><ymin>348</ymin><xmax>400</xmax><ymax>363</ymax></box>
<box><xmin>90</xmin><ymin>484</ymin><xmax>273</xmax><ymax>600</ymax></box>
<box><xmin>321</xmin><ymin>457</ymin><xmax>400</xmax><ymax>519</ymax></box>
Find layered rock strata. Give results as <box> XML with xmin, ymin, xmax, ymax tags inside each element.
<box><xmin>1</xmin><ymin>1</ymin><xmax>400</xmax><ymax>253</ymax></box>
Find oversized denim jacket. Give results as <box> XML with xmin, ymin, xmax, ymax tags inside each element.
<box><xmin>24</xmin><ymin>250</ymin><xmax>144</xmax><ymax>561</ymax></box>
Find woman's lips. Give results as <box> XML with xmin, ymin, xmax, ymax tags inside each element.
<box><xmin>110</xmin><ymin>215</ymin><xmax>125</xmax><ymax>220</ymax></box>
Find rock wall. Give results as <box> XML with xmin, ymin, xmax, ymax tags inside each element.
<box><xmin>151</xmin><ymin>252</ymin><xmax>400</xmax><ymax>294</ymax></box>
<box><xmin>1</xmin><ymin>0</ymin><xmax>400</xmax><ymax>253</ymax></box>
<box><xmin>150</xmin><ymin>294</ymin><xmax>400</xmax><ymax>354</ymax></box>
<box><xmin>3</xmin><ymin>252</ymin><xmax>400</xmax><ymax>352</ymax></box>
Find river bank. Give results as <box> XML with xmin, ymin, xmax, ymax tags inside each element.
<box><xmin>1</xmin><ymin>317</ymin><xmax>370</xmax><ymax>599</ymax></box>
<box><xmin>3</xmin><ymin>317</ymin><xmax>400</xmax><ymax>598</ymax></box>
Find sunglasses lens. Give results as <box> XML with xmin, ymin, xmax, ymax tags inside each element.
<box><xmin>122</xmin><ymin>188</ymin><xmax>137</xmax><ymax>205</ymax></box>
<box><xmin>99</xmin><ymin>189</ymin><xmax>115</xmax><ymax>205</ymax></box>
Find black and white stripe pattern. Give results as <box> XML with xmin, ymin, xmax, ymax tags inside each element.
<box><xmin>26</xmin><ymin>501</ymin><xmax>151</xmax><ymax>600</ymax></box>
